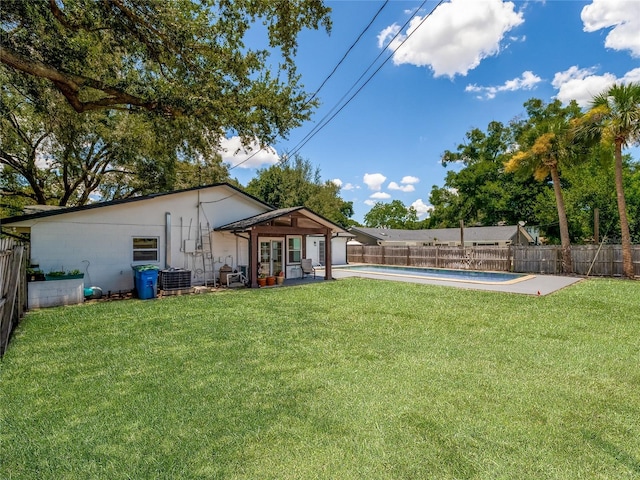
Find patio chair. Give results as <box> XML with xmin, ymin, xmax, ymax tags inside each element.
<box><xmin>301</xmin><ymin>258</ymin><xmax>316</xmax><ymax>279</ymax></box>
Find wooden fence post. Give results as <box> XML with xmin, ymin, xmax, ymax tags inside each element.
<box><xmin>1</xmin><ymin>245</ymin><xmax>24</xmax><ymax>357</ymax></box>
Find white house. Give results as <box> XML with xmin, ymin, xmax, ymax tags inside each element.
<box><xmin>2</xmin><ymin>183</ymin><xmax>351</xmax><ymax>292</ymax></box>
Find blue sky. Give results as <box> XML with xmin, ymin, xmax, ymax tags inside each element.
<box><xmin>221</xmin><ymin>0</ymin><xmax>640</xmax><ymax>223</ymax></box>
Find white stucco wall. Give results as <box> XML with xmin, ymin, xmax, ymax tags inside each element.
<box><xmin>331</xmin><ymin>237</ymin><xmax>348</xmax><ymax>265</ymax></box>
<box><xmin>305</xmin><ymin>235</ymin><xmax>348</xmax><ymax>266</ymax></box>
<box><xmin>25</xmin><ymin>185</ymin><xmax>267</xmax><ymax>293</ymax></box>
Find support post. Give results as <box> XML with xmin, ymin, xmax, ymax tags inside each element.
<box><xmin>250</xmin><ymin>228</ymin><xmax>259</xmax><ymax>288</ymax></box>
<box><xmin>324</xmin><ymin>229</ymin><xmax>332</xmax><ymax>280</ymax></box>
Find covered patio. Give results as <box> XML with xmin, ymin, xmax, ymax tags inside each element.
<box><xmin>215</xmin><ymin>207</ymin><xmax>349</xmax><ymax>288</ymax></box>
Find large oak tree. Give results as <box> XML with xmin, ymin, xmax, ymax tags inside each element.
<box><xmin>1</xmin><ymin>0</ymin><xmax>331</xmax><ymax>146</ymax></box>
<box><xmin>1</xmin><ymin>0</ymin><xmax>331</xmax><ymax>214</ymax></box>
<box><xmin>0</xmin><ymin>76</ymin><xmax>231</xmax><ymax>215</ymax></box>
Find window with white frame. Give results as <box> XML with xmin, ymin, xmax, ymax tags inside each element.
<box><xmin>133</xmin><ymin>237</ymin><xmax>159</xmax><ymax>262</ymax></box>
<box><xmin>288</xmin><ymin>237</ymin><xmax>301</xmax><ymax>263</ymax></box>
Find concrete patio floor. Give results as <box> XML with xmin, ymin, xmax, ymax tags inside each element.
<box><xmin>217</xmin><ymin>267</ymin><xmax>583</xmax><ymax>296</ymax></box>
<box><xmin>330</xmin><ymin>268</ymin><xmax>583</xmax><ymax>296</ymax></box>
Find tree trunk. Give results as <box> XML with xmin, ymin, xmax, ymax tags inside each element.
<box><xmin>550</xmin><ymin>165</ymin><xmax>573</xmax><ymax>274</ymax></box>
<box><xmin>614</xmin><ymin>141</ymin><xmax>634</xmax><ymax>279</ymax></box>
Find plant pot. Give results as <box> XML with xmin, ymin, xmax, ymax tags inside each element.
<box><xmin>276</xmin><ymin>275</ymin><xmax>285</xmax><ymax>285</ymax></box>
<box><xmin>266</xmin><ymin>276</ymin><xmax>276</xmax><ymax>286</ymax></box>
<box><xmin>257</xmin><ymin>277</ymin><xmax>267</xmax><ymax>287</ymax></box>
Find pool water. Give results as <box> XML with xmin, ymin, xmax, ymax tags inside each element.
<box><xmin>334</xmin><ymin>264</ymin><xmax>529</xmax><ymax>284</ymax></box>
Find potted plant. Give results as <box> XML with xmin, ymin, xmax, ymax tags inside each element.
<box><xmin>266</xmin><ymin>274</ymin><xmax>276</xmax><ymax>286</ymax></box>
<box><xmin>276</xmin><ymin>270</ymin><xmax>285</xmax><ymax>285</ymax></box>
<box><xmin>26</xmin><ymin>268</ymin><xmax>45</xmax><ymax>282</ymax></box>
<box><xmin>257</xmin><ymin>273</ymin><xmax>267</xmax><ymax>287</ymax></box>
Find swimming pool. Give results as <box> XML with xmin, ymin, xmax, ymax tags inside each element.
<box><xmin>334</xmin><ymin>264</ymin><xmax>531</xmax><ymax>284</ymax></box>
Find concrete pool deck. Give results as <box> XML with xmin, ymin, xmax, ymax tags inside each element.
<box><xmin>331</xmin><ymin>267</ymin><xmax>583</xmax><ymax>296</ymax></box>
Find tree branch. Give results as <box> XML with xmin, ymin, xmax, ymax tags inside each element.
<box><xmin>108</xmin><ymin>0</ymin><xmax>182</xmax><ymax>58</ymax></box>
<box><xmin>1</xmin><ymin>46</ymin><xmax>168</xmax><ymax>114</ymax></box>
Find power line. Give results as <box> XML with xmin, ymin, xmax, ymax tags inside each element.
<box><xmin>286</xmin><ymin>0</ymin><xmax>444</xmax><ymax>159</ymax></box>
<box><xmin>229</xmin><ymin>1</ymin><xmax>391</xmax><ymax>171</ymax></box>
<box><xmin>230</xmin><ymin>0</ymin><xmax>445</xmax><ymax>171</ymax></box>
<box><xmin>304</xmin><ymin>0</ymin><xmax>390</xmax><ymax>107</ymax></box>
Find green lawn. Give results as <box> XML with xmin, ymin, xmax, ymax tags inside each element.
<box><xmin>1</xmin><ymin>277</ymin><xmax>639</xmax><ymax>479</ymax></box>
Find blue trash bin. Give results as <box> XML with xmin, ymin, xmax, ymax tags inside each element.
<box><xmin>133</xmin><ymin>265</ymin><xmax>159</xmax><ymax>299</ymax></box>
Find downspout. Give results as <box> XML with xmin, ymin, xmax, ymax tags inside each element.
<box><xmin>165</xmin><ymin>212</ymin><xmax>171</xmax><ymax>268</ymax></box>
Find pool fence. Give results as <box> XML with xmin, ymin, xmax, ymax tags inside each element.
<box><xmin>347</xmin><ymin>244</ymin><xmax>640</xmax><ymax>277</ymax></box>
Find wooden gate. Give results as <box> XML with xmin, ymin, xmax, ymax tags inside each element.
<box><xmin>1</xmin><ymin>238</ymin><xmax>27</xmax><ymax>357</ymax></box>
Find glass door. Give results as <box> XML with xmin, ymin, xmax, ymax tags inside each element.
<box><xmin>260</xmin><ymin>239</ymin><xmax>283</xmax><ymax>276</ymax></box>
<box><xmin>272</xmin><ymin>241</ymin><xmax>283</xmax><ymax>275</ymax></box>
<box><xmin>318</xmin><ymin>239</ymin><xmax>326</xmax><ymax>266</ymax></box>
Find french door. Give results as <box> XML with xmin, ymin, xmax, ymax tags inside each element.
<box><xmin>318</xmin><ymin>239</ymin><xmax>326</xmax><ymax>266</ymax></box>
<box><xmin>259</xmin><ymin>239</ymin><xmax>283</xmax><ymax>276</ymax></box>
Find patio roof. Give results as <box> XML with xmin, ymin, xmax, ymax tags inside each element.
<box><xmin>216</xmin><ymin>206</ymin><xmax>350</xmax><ymax>289</ymax></box>
<box><xmin>215</xmin><ymin>206</ymin><xmax>351</xmax><ymax>236</ymax></box>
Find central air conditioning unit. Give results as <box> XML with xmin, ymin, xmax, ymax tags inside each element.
<box><xmin>159</xmin><ymin>269</ymin><xmax>192</xmax><ymax>291</ymax></box>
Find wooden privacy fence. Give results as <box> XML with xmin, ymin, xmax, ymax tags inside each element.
<box><xmin>1</xmin><ymin>238</ymin><xmax>27</xmax><ymax>358</ymax></box>
<box><xmin>347</xmin><ymin>244</ymin><xmax>640</xmax><ymax>277</ymax></box>
<box><xmin>513</xmin><ymin>244</ymin><xmax>640</xmax><ymax>277</ymax></box>
<box><xmin>348</xmin><ymin>245</ymin><xmax>511</xmax><ymax>271</ymax></box>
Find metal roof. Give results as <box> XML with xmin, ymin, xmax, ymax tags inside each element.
<box><xmin>216</xmin><ymin>206</ymin><xmax>352</xmax><ymax>235</ymax></box>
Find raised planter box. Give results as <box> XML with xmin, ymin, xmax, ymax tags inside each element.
<box><xmin>28</xmin><ymin>277</ymin><xmax>85</xmax><ymax>309</ymax></box>
<box><xmin>44</xmin><ymin>274</ymin><xmax>84</xmax><ymax>281</ymax></box>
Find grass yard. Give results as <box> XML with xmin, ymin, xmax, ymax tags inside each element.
<box><xmin>1</xmin><ymin>277</ymin><xmax>639</xmax><ymax>479</ymax></box>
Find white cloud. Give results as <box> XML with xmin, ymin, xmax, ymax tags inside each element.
<box><xmin>411</xmin><ymin>199</ymin><xmax>433</xmax><ymax>219</ymax></box>
<box><xmin>382</xmin><ymin>0</ymin><xmax>524</xmax><ymax>78</ymax></box>
<box><xmin>551</xmin><ymin>66</ymin><xmax>640</xmax><ymax>107</ymax></box>
<box><xmin>364</xmin><ymin>199</ymin><xmax>377</xmax><ymax>206</ymax></box>
<box><xmin>370</xmin><ymin>192</ymin><xmax>391</xmax><ymax>200</ymax></box>
<box><xmin>582</xmin><ymin>0</ymin><xmax>640</xmax><ymax>57</ymax></box>
<box><xmin>466</xmin><ymin>71</ymin><xmax>542</xmax><ymax>100</ymax></box>
<box><xmin>388</xmin><ymin>182</ymin><xmax>415</xmax><ymax>192</ymax></box>
<box><xmin>332</xmin><ymin>178</ymin><xmax>360</xmax><ymax>192</ymax></box>
<box><xmin>401</xmin><ymin>176</ymin><xmax>420</xmax><ymax>185</ymax></box>
<box><xmin>363</xmin><ymin>173</ymin><xmax>387</xmax><ymax>191</ymax></box>
<box><xmin>219</xmin><ymin>136</ymin><xmax>279</xmax><ymax>169</ymax></box>
<box><xmin>625</xmin><ymin>68</ymin><xmax>640</xmax><ymax>84</ymax></box>
<box><xmin>377</xmin><ymin>24</ymin><xmax>401</xmax><ymax>49</ymax></box>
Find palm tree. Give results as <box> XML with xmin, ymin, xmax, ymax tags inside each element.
<box><xmin>575</xmin><ymin>83</ymin><xmax>640</xmax><ymax>279</ymax></box>
<box><xmin>505</xmin><ymin>99</ymin><xmax>581</xmax><ymax>274</ymax></box>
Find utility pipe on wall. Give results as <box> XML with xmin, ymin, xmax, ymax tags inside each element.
<box><xmin>165</xmin><ymin>212</ymin><xmax>171</xmax><ymax>268</ymax></box>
